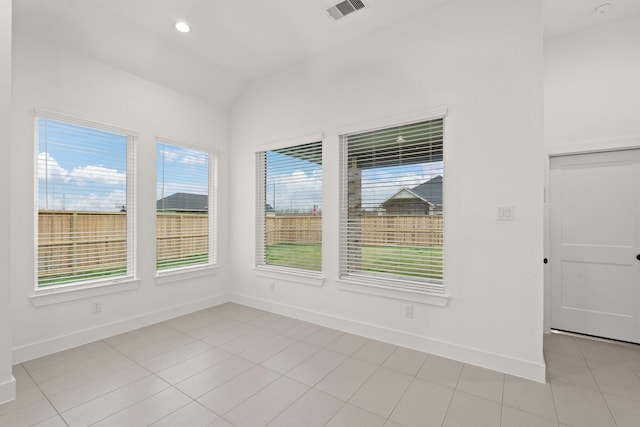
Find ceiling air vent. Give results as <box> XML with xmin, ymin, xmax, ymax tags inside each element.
<box><xmin>327</xmin><ymin>0</ymin><xmax>366</xmax><ymax>21</ymax></box>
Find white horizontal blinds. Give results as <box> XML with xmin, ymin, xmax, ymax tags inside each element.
<box><xmin>37</xmin><ymin>117</ymin><xmax>134</xmax><ymax>288</ymax></box>
<box><xmin>156</xmin><ymin>141</ymin><xmax>211</xmax><ymax>271</ymax></box>
<box><xmin>340</xmin><ymin>118</ymin><xmax>444</xmax><ymax>292</ymax></box>
<box><xmin>257</xmin><ymin>141</ymin><xmax>323</xmax><ymax>272</ymax></box>
<box><xmin>255</xmin><ymin>151</ymin><xmax>267</xmax><ymax>267</ymax></box>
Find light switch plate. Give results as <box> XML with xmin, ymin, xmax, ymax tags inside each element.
<box><xmin>497</xmin><ymin>206</ymin><xmax>515</xmax><ymax>221</ymax></box>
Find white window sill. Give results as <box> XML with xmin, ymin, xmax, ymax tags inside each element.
<box><xmin>254</xmin><ymin>266</ymin><xmax>325</xmax><ymax>287</ymax></box>
<box><xmin>337</xmin><ymin>278</ymin><xmax>449</xmax><ymax>307</ymax></box>
<box><xmin>155</xmin><ymin>264</ymin><xmax>220</xmax><ymax>285</ymax></box>
<box><xmin>30</xmin><ymin>278</ymin><xmax>140</xmax><ymax>307</ymax></box>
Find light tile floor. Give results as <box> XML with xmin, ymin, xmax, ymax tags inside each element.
<box><xmin>2</xmin><ymin>303</ymin><xmax>640</xmax><ymax>426</ymax></box>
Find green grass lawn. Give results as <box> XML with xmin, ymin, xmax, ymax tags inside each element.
<box><xmin>266</xmin><ymin>243</ymin><xmax>443</xmax><ymax>280</ymax></box>
<box><xmin>266</xmin><ymin>243</ymin><xmax>322</xmax><ymax>271</ymax></box>
<box><xmin>38</xmin><ymin>266</ymin><xmax>127</xmax><ymax>287</ymax></box>
<box><xmin>157</xmin><ymin>253</ymin><xmax>209</xmax><ymax>271</ymax></box>
<box><xmin>39</xmin><ymin>254</ymin><xmax>209</xmax><ymax>287</ymax></box>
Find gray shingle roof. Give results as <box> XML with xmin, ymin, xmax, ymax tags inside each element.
<box><xmin>157</xmin><ymin>193</ymin><xmax>208</xmax><ymax>211</ymax></box>
<box><xmin>410</xmin><ymin>175</ymin><xmax>443</xmax><ymax>206</ymax></box>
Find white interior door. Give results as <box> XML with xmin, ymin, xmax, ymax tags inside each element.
<box><xmin>550</xmin><ymin>149</ymin><xmax>640</xmax><ymax>343</ymax></box>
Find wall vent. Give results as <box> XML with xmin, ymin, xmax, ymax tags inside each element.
<box><xmin>326</xmin><ymin>0</ymin><xmax>366</xmax><ymax>20</ymax></box>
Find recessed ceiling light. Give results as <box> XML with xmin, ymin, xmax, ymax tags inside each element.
<box><xmin>175</xmin><ymin>21</ymin><xmax>191</xmax><ymax>33</ymax></box>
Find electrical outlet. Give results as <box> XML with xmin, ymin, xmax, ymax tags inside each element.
<box><xmin>91</xmin><ymin>301</ymin><xmax>102</xmax><ymax>314</ymax></box>
<box><xmin>270</xmin><ymin>281</ymin><xmax>275</xmax><ymax>291</ymax></box>
<box><xmin>404</xmin><ymin>305</ymin><xmax>414</xmax><ymax>319</ymax></box>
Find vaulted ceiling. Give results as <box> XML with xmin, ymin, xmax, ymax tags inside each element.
<box><xmin>12</xmin><ymin>0</ymin><xmax>640</xmax><ymax>107</ymax></box>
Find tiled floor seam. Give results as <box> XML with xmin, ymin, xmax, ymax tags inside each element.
<box><xmin>195</xmin><ymin>366</ymin><xmax>283</xmax><ymax>416</ymax></box>
<box><xmin>52</xmin><ymin>340</ymin><xmax>162</xmax><ymax>416</ymax></box>
<box><xmin>20</xmin><ymin>362</ymin><xmax>70</xmax><ymax>426</ymax></box>
<box><xmin>383</xmin><ymin>375</ymin><xmax>421</xmax><ymax>426</ymax></box>
<box><xmin>574</xmin><ymin>342</ymin><xmax>622</xmax><ymax>426</ymax></box>
<box><xmin>439</xmin><ymin>362</ymin><xmax>465</xmax><ymax>427</ymax></box>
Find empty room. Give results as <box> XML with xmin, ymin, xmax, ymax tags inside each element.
<box><xmin>1</xmin><ymin>0</ymin><xmax>639</xmax><ymax>426</ymax></box>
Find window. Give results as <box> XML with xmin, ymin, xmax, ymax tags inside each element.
<box><xmin>256</xmin><ymin>140</ymin><xmax>323</xmax><ymax>273</ymax></box>
<box><xmin>156</xmin><ymin>140</ymin><xmax>215</xmax><ymax>273</ymax></box>
<box><xmin>36</xmin><ymin>114</ymin><xmax>135</xmax><ymax>289</ymax></box>
<box><xmin>339</xmin><ymin>117</ymin><xmax>444</xmax><ymax>293</ymax></box>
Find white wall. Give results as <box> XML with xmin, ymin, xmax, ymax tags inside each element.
<box><xmin>545</xmin><ymin>13</ymin><xmax>640</xmax><ymax>150</ymax></box>
<box><xmin>10</xmin><ymin>33</ymin><xmax>232</xmax><ymax>362</ymax></box>
<box><xmin>543</xmin><ymin>14</ymin><xmax>640</xmax><ymax>331</ymax></box>
<box><xmin>0</xmin><ymin>0</ymin><xmax>16</xmax><ymax>405</ymax></box>
<box><xmin>230</xmin><ymin>0</ymin><xmax>545</xmax><ymax>381</ymax></box>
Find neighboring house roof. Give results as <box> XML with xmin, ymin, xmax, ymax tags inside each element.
<box><xmin>157</xmin><ymin>193</ymin><xmax>208</xmax><ymax>211</ymax></box>
<box><xmin>380</xmin><ymin>175</ymin><xmax>443</xmax><ymax>207</ymax></box>
<box><xmin>381</xmin><ymin>188</ymin><xmax>434</xmax><ymax>207</ymax></box>
<box><xmin>409</xmin><ymin>175</ymin><xmax>443</xmax><ymax>206</ymax></box>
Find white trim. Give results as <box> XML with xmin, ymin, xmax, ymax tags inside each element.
<box><xmin>231</xmin><ymin>294</ymin><xmax>546</xmax><ymax>383</ymax></box>
<box><xmin>34</xmin><ymin>108</ymin><xmax>139</xmax><ymax>137</ymax></box>
<box><xmin>543</xmin><ymin>135</ymin><xmax>640</xmax><ymax>332</ymax></box>
<box><xmin>546</xmin><ymin>135</ymin><xmax>640</xmax><ymax>157</ymax></box>
<box><xmin>30</xmin><ymin>279</ymin><xmax>140</xmax><ymax>307</ymax></box>
<box><xmin>156</xmin><ymin>136</ymin><xmax>220</xmax><ymax>156</ymax></box>
<box><xmin>34</xmin><ymin>114</ymin><xmax>138</xmax><ymax>293</ymax></box>
<box><xmin>337</xmin><ymin>279</ymin><xmax>449</xmax><ymax>306</ymax></box>
<box><xmin>255</xmin><ymin>132</ymin><xmax>324</xmax><ymax>153</ymax></box>
<box><xmin>155</xmin><ymin>139</ymin><xmax>217</xmax><ymax>274</ymax></box>
<box><xmin>210</xmin><ymin>154</ymin><xmax>218</xmax><ymax>265</ymax></box>
<box><xmin>0</xmin><ymin>376</ymin><xmax>16</xmax><ymax>406</ymax></box>
<box><xmin>337</xmin><ymin>106</ymin><xmax>448</xmax><ymax>136</ymax></box>
<box><xmin>15</xmin><ymin>293</ymin><xmax>232</xmax><ymax>363</ymax></box>
<box><xmin>156</xmin><ymin>264</ymin><xmax>221</xmax><ymax>285</ymax></box>
<box><xmin>254</xmin><ymin>266</ymin><xmax>325</xmax><ymax>287</ymax></box>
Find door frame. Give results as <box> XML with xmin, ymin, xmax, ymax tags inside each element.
<box><xmin>544</xmin><ymin>136</ymin><xmax>640</xmax><ymax>334</ymax></box>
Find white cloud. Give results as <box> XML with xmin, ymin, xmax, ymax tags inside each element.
<box><xmin>68</xmin><ymin>189</ymin><xmax>127</xmax><ymax>211</ymax></box>
<box><xmin>180</xmin><ymin>149</ymin><xmax>207</xmax><ymax>165</ymax></box>
<box><xmin>160</xmin><ymin>149</ymin><xmax>180</xmax><ymax>163</ymax></box>
<box><xmin>267</xmin><ymin>168</ymin><xmax>322</xmax><ymax>211</ymax></box>
<box><xmin>38</xmin><ymin>152</ymin><xmax>126</xmax><ymax>186</ymax></box>
<box><xmin>38</xmin><ymin>152</ymin><xmax>69</xmax><ymax>182</ymax></box>
<box><xmin>69</xmin><ymin>165</ymin><xmax>126</xmax><ymax>186</ymax></box>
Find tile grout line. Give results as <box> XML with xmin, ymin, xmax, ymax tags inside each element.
<box><xmin>573</xmin><ymin>339</ymin><xmax>620</xmax><ymax>427</ymax></box>
<box><xmin>439</xmin><ymin>360</ymin><xmax>465</xmax><ymax>427</ymax></box>
<box><xmin>541</xmin><ymin>349</ymin><xmax>563</xmax><ymax>425</ymax></box>
<box><xmin>20</xmin><ymin>362</ymin><xmax>70</xmax><ymax>427</ymax></box>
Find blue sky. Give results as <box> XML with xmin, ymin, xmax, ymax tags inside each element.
<box><xmin>38</xmin><ymin>119</ymin><xmax>128</xmax><ymax>211</ymax></box>
<box><xmin>38</xmin><ymin>118</ymin><xmax>441</xmax><ymax>213</ymax></box>
<box><xmin>38</xmin><ymin>119</ymin><xmax>209</xmax><ymax>212</ymax></box>
<box><xmin>266</xmin><ymin>150</ymin><xmax>322</xmax><ymax>211</ymax></box>
<box><xmin>156</xmin><ymin>142</ymin><xmax>209</xmax><ymax>202</ymax></box>
<box><xmin>266</xmin><ymin>149</ymin><xmax>442</xmax><ymax>212</ymax></box>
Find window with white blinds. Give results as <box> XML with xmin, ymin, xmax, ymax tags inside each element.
<box><xmin>36</xmin><ymin>114</ymin><xmax>135</xmax><ymax>289</ymax></box>
<box><xmin>339</xmin><ymin>117</ymin><xmax>445</xmax><ymax>293</ymax></box>
<box><xmin>156</xmin><ymin>140</ymin><xmax>215</xmax><ymax>273</ymax></box>
<box><xmin>256</xmin><ymin>140</ymin><xmax>323</xmax><ymax>273</ymax></box>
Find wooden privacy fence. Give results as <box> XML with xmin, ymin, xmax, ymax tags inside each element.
<box><xmin>38</xmin><ymin>211</ymin><xmax>208</xmax><ymax>279</ymax></box>
<box><xmin>157</xmin><ymin>212</ymin><xmax>208</xmax><ymax>262</ymax></box>
<box><xmin>266</xmin><ymin>215</ymin><xmax>443</xmax><ymax>247</ymax></box>
<box><xmin>38</xmin><ymin>211</ymin><xmax>441</xmax><ymax>279</ymax></box>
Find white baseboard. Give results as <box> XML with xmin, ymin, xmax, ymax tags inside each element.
<box><xmin>12</xmin><ymin>293</ymin><xmax>232</xmax><ymax>364</ymax></box>
<box><xmin>0</xmin><ymin>376</ymin><xmax>16</xmax><ymax>405</ymax></box>
<box><xmin>232</xmin><ymin>293</ymin><xmax>547</xmax><ymax>383</ymax></box>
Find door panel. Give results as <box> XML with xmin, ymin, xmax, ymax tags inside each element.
<box><xmin>550</xmin><ymin>150</ymin><xmax>640</xmax><ymax>343</ymax></box>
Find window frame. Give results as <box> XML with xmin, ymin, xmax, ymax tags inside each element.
<box><xmin>155</xmin><ymin>137</ymin><xmax>218</xmax><ymax>279</ymax></box>
<box><xmin>254</xmin><ymin>133</ymin><xmax>325</xmax><ymax>284</ymax></box>
<box><xmin>337</xmin><ymin>108</ymin><xmax>449</xmax><ymax>305</ymax></box>
<box><xmin>32</xmin><ymin>109</ymin><xmax>138</xmax><ymax>295</ymax></box>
